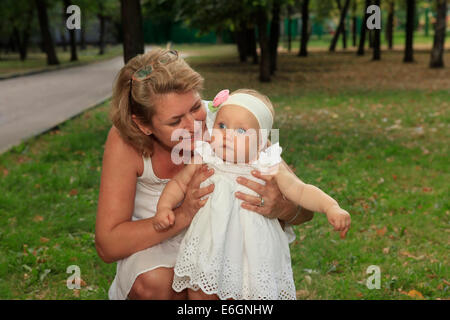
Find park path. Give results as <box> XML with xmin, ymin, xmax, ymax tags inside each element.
<box><xmin>0</xmin><ymin>55</ymin><xmax>125</xmax><ymax>154</ymax></box>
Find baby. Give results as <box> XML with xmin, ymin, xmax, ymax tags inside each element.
<box><xmin>153</xmin><ymin>89</ymin><xmax>351</xmax><ymax>300</ymax></box>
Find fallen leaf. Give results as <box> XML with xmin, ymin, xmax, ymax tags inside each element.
<box><xmin>33</xmin><ymin>215</ymin><xmax>44</xmax><ymax>222</ymax></box>
<box><xmin>304</xmin><ymin>275</ymin><xmax>312</xmax><ymax>285</ymax></box>
<box><xmin>382</xmin><ymin>247</ymin><xmax>390</xmax><ymax>254</ymax></box>
<box><xmin>376</xmin><ymin>226</ymin><xmax>388</xmax><ymax>237</ymax></box>
<box><xmin>423</xmin><ymin>187</ymin><xmax>432</xmax><ymax>193</ymax></box>
<box><xmin>407</xmin><ymin>290</ymin><xmax>424</xmax><ymax>299</ymax></box>
<box><xmin>2</xmin><ymin>169</ymin><xmax>8</xmax><ymax>176</ymax></box>
<box><xmin>69</xmin><ymin>189</ymin><xmax>78</xmax><ymax>196</ymax></box>
<box><xmin>40</xmin><ymin>237</ymin><xmax>50</xmax><ymax>243</ymax></box>
<box><xmin>296</xmin><ymin>289</ymin><xmax>309</xmax><ymax>298</ymax></box>
<box><xmin>399</xmin><ymin>251</ymin><xmax>425</xmax><ymax>260</ymax></box>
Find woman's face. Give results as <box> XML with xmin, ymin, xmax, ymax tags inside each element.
<box><xmin>150</xmin><ymin>90</ymin><xmax>207</xmax><ymax>152</ymax></box>
<box><xmin>211</xmin><ymin>105</ymin><xmax>260</xmax><ymax>164</ymax></box>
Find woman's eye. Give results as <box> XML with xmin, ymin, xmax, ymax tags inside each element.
<box><xmin>191</xmin><ymin>105</ymin><xmax>201</xmax><ymax>112</ymax></box>
<box><xmin>218</xmin><ymin>122</ymin><xmax>227</xmax><ymax>129</ymax></box>
<box><xmin>236</xmin><ymin>128</ymin><xmax>246</xmax><ymax>134</ymax></box>
<box><xmin>169</xmin><ymin>119</ymin><xmax>181</xmax><ymax>126</ymax></box>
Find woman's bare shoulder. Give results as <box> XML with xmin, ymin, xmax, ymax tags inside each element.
<box><xmin>104</xmin><ymin>126</ymin><xmax>144</xmax><ymax>176</ymax></box>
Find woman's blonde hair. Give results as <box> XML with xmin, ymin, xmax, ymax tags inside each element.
<box><xmin>230</xmin><ymin>88</ymin><xmax>275</xmax><ymax>118</ymax></box>
<box><xmin>110</xmin><ymin>48</ymin><xmax>204</xmax><ymax>157</ymax></box>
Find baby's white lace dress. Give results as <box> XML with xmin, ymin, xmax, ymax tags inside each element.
<box><xmin>172</xmin><ymin>141</ymin><xmax>297</xmax><ymax>300</ymax></box>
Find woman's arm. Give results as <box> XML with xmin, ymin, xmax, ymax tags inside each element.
<box><xmin>95</xmin><ymin>127</ymin><xmax>213</xmax><ymax>263</ymax></box>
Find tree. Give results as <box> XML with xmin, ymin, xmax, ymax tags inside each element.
<box><xmin>357</xmin><ymin>0</ymin><xmax>371</xmax><ymax>55</ymax></box>
<box><xmin>256</xmin><ymin>5</ymin><xmax>271</xmax><ymax>82</ymax></box>
<box><xmin>35</xmin><ymin>0</ymin><xmax>59</xmax><ymax>65</ymax></box>
<box><xmin>299</xmin><ymin>0</ymin><xmax>310</xmax><ymax>57</ymax></box>
<box><xmin>63</xmin><ymin>0</ymin><xmax>78</xmax><ymax>61</ymax></box>
<box><xmin>385</xmin><ymin>0</ymin><xmax>395</xmax><ymax>49</ymax></box>
<box><xmin>430</xmin><ymin>0</ymin><xmax>447</xmax><ymax>68</ymax></box>
<box><xmin>269</xmin><ymin>0</ymin><xmax>281</xmax><ymax>74</ymax></box>
<box><xmin>287</xmin><ymin>4</ymin><xmax>293</xmax><ymax>52</ymax></box>
<box><xmin>403</xmin><ymin>0</ymin><xmax>415</xmax><ymax>63</ymax></box>
<box><xmin>120</xmin><ymin>0</ymin><xmax>144</xmax><ymax>63</ymax></box>
<box><xmin>372</xmin><ymin>0</ymin><xmax>381</xmax><ymax>60</ymax></box>
<box><xmin>336</xmin><ymin>0</ymin><xmax>347</xmax><ymax>49</ymax></box>
<box><xmin>329</xmin><ymin>0</ymin><xmax>350</xmax><ymax>52</ymax></box>
<box><xmin>351</xmin><ymin>0</ymin><xmax>357</xmax><ymax>47</ymax></box>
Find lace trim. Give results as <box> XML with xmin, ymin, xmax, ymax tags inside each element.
<box><xmin>172</xmin><ymin>236</ymin><xmax>296</xmax><ymax>300</ymax></box>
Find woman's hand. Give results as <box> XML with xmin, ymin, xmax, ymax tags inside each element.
<box><xmin>178</xmin><ymin>164</ymin><xmax>215</xmax><ymax>224</ymax></box>
<box><xmin>235</xmin><ymin>169</ymin><xmax>294</xmax><ymax>219</ymax></box>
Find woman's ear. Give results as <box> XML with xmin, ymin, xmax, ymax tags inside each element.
<box><xmin>131</xmin><ymin>115</ymin><xmax>152</xmax><ymax>135</ymax></box>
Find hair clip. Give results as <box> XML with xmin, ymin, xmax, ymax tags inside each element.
<box><xmin>208</xmin><ymin>89</ymin><xmax>229</xmax><ymax>113</ymax></box>
<box><xmin>132</xmin><ymin>65</ymin><xmax>153</xmax><ymax>82</ymax></box>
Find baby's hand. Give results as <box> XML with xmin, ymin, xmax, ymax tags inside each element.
<box><xmin>153</xmin><ymin>209</ymin><xmax>175</xmax><ymax>231</ymax></box>
<box><xmin>326</xmin><ymin>206</ymin><xmax>351</xmax><ymax>239</ymax></box>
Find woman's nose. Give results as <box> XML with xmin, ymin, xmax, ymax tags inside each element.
<box><xmin>182</xmin><ymin>113</ymin><xmax>195</xmax><ymax>133</ymax></box>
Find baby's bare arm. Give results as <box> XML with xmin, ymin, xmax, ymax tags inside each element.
<box><xmin>274</xmin><ymin>164</ymin><xmax>339</xmax><ymax>215</ymax></box>
<box><xmin>157</xmin><ymin>160</ymin><xmax>202</xmax><ymax>212</ymax></box>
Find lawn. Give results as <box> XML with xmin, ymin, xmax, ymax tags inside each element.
<box><xmin>0</xmin><ymin>43</ymin><xmax>448</xmax><ymax>299</ymax></box>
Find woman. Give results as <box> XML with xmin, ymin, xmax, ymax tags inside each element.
<box><xmin>95</xmin><ymin>49</ymin><xmax>313</xmax><ymax>300</ymax></box>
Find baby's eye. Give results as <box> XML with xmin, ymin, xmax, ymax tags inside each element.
<box><xmin>218</xmin><ymin>122</ymin><xmax>227</xmax><ymax>129</ymax></box>
<box><xmin>235</xmin><ymin>128</ymin><xmax>246</xmax><ymax>134</ymax></box>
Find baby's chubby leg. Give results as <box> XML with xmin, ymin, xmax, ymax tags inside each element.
<box><xmin>188</xmin><ymin>288</ymin><xmax>219</xmax><ymax>300</ymax></box>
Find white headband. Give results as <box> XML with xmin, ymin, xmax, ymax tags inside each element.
<box><xmin>219</xmin><ymin>93</ymin><xmax>273</xmax><ymax>149</ymax></box>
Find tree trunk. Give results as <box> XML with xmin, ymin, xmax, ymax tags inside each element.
<box><xmin>236</xmin><ymin>20</ymin><xmax>248</xmax><ymax>63</ymax></box>
<box><xmin>64</xmin><ymin>0</ymin><xmax>78</xmax><ymax>61</ymax></box>
<box><xmin>79</xmin><ymin>27</ymin><xmax>86</xmax><ymax>50</ymax></box>
<box><xmin>61</xmin><ymin>5</ymin><xmax>67</xmax><ymax>52</ymax></box>
<box><xmin>337</xmin><ymin>0</ymin><xmax>347</xmax><ymax>49</ymax></box>
<box><xmin>357</xmin><ymin>0</ymin><xmax>371</xmax><ymax>55</ymax></box>
<box><xmin>299</xmin><ymin>0</ymin><xmax>310</xmax><ymax>57</ymax></box>
<box><xmin>248</xmin><ymin>27</ymin><xmax>258</xmax><ymax>64</ymax></box>
<box><xmin>386</xmin><ymin>0</ymin><xmax>394</xmax><ymax>50</ymax></box>
<box><xmin>120</xmin><ymin>0</ymin><xmax>144</xmax><ymax>64</ymax></box>
<box><xmin>35</xmin><ymin>0</ymin><xmax>59</xmax><ymax>65</ymax></box>
<box><xmin>430</xmin><ymin>0</ymin><xmax>447</xmax><ymax>68</ymax></box>
<box><xmin>98</xmin><ymin>14</ymin><xmax>106</xmax><ymax>55</ymax></box>
<box><xmin>287</xmin><ymin>5</ymin><xmax>293</xmax><ymax>52</ymax></box>
<box><xmin>372</xmin><ymin>0</ymin><xmax>381</xmax><ymax>60</ymax></box>
<box><xmin>256</xmin><ymin>7</ymin><xmax>271</xmax><ymax>82</ymax></box>
<box><xmin>352</xmin><ymin>0</ymin><xmax>357</xmax><ymax>47</ymax></box>
<box><xmin>329</xmin><ymin>0</ymin><xmax>350</xmax><ymax>52</ymax></box>
<box><xmin>403</xmin><ymin>0</ymin><xmax>415</xmax><ymax>63</ymax></box>
<box><xmin>269</xmin><ymin>0</ymin><xmax>280</xmax><ymax>74</ymax></box>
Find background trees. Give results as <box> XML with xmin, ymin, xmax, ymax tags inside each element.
<box><xmin>0</xmin><ymin>0</ymin><xmax>447</xmax><ymax>77</ymax></box>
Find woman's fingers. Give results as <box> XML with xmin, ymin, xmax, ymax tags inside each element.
<box><xmin>236</xmin><ymin>176</ymin><xmax>265</xmax><ymax>196</ymax></box>
<box><xmin>191</xmin><ymin>165</ymin><xmax>214</xmax><ymax>188</ymax></box>
<box><xmin>194</xmin><ymin>183</ymin><xmax>215</xmax><ymax>199</ymax></box>
<box><xmin>235</xmin><ymin>191</ymin><xmax>261</xmax><ymax>207</ymax></box>
<box><xmin>250</xmin><ymin>170</ymin><xmax>273</xmax><ymax>182</ymax></box>
<box><xmin>240</xmin><ymin>202</ymin><xmax>271</xmax><ymax>215</ymax></box>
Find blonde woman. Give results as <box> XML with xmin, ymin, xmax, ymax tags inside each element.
<box><xmin>95</xmin><ymin>49</ymin><xmax>313</xmax><ymax>300</ymax></box>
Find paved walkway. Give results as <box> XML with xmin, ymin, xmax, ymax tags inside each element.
<box><xmin>0</xmin><ymin>56</ymin><xmax>124</xmax><ymax>153</ymax></box>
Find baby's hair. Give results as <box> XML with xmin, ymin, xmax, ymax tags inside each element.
<box><xmin>230</xmin><ymin>88</ymin><xmax>275</xmax><ymax>118</ymax></box>
<box><xmin>110</xmin><ymin>48</ymin><xmax>204</xmax><ymax>157</ymax></box>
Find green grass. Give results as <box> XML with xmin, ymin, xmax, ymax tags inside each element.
<box><xmin>0</xmin><ymin>44</ymin><xmax>122</xmax><ymax>78</ymax></box>
<box><xmin>0</xmin><ymin>43</ymin><xmax>448</xmax><ymax>299</ymax></box>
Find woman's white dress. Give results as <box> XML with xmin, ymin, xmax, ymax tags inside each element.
<box><xmin>172</xmin><ymin>140</ymin><xmax>297</xmax><ymax>300</ymax></box>
<box><xmin>107</xmin><ymin>100</ymin><xmax>296</xmax><ymax>300</ymax></box>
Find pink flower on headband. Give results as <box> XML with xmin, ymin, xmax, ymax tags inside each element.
<box><xmin>213</xmin><ymin>89</ymin><xmax>230</xmax><ymax>107</ymax></box>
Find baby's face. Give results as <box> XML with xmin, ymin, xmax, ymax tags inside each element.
<box><xmin>211</xmin><ymin>105</ymin><xmax>260</xmax><ymax>163</ymax></box>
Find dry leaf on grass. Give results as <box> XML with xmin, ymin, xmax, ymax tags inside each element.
<box><xmin>376</xmin><ymin>226</ymin><xmax>388</xmax><ymax>237</ymax></box>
